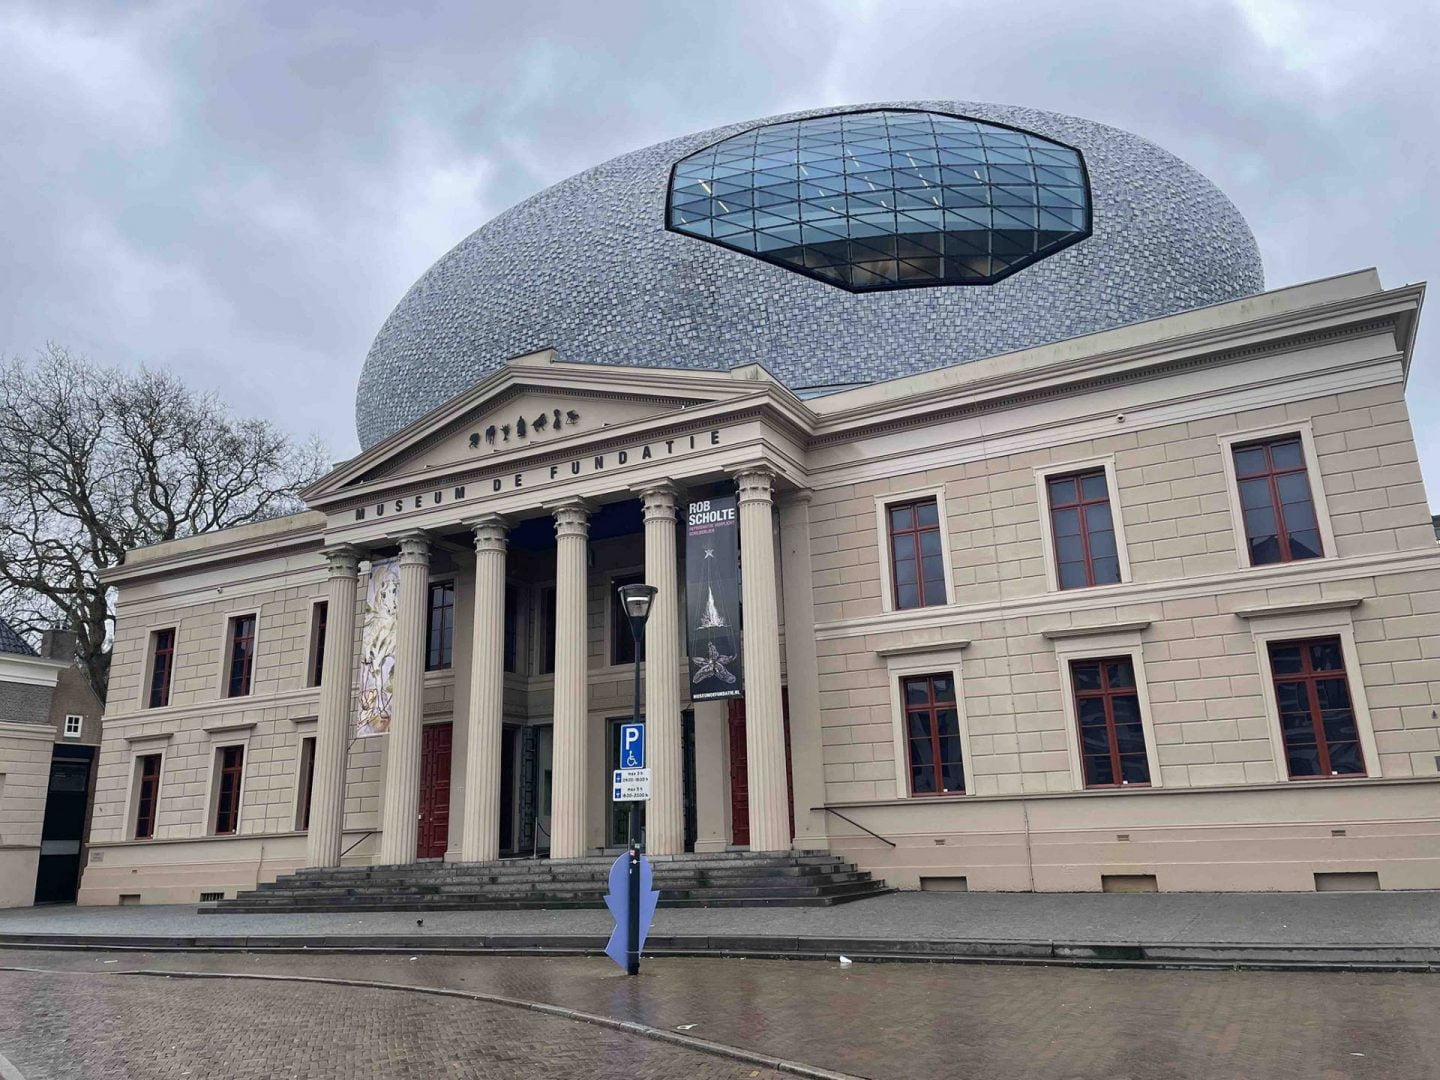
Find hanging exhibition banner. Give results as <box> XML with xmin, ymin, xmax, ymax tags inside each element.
<box><xmin>355</xmin><ymin>557</ymin><xmax>400</xmax><ymax>737</ymax></box>
<box><xmin>685</xmin><ymin>495</ymin><xmax>744</xmax><ymax>700</ymax></box>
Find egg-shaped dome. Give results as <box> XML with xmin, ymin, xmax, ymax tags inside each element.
<box><xmin>356</xmin><ymin>100</ymin><xmax>1263</xmax><ymax>449</ymax></box>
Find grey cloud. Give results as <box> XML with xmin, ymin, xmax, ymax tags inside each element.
<box><xmin>1</xmin><ymin>0</ymin><xmax>1435</xmax><ymax>499</ymax></box>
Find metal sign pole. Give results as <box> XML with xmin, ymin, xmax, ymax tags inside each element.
<box><xmin>627</xmin><ymin>624</ymin><xmax>644</xmax><ymax>976</ymax></box>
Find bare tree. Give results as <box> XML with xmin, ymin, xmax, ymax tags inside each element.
<box><xmin>0</xmin><ymin>345</ymin><xmax>328</xmax><ymax>699</ymax></box>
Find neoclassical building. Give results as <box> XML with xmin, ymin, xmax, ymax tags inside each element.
<box><xmin>77</xmin><ymin>103</ymin><xmax>1439</xmax><ymax>904</ymax></box>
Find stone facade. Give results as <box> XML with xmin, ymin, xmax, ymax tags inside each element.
<box><xmin>80</xmin><ymin>268</ymin><xmax>1440</xmax><ymax>904</ymax></box>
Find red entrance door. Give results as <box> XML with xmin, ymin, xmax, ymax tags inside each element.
<box><xmin>726</xmin><ymin>693</ymin><xmax>793</xmax><ymax>847</ymax></box>
<box><xmin>417</xmin><ymin>723</ymin><xmax>452</xmax><ymax>859</ymax></box>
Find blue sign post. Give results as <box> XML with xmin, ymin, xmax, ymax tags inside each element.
<box><xmin>620</xmin><ymin>722</ymin><xmax>645</xmax><ymax>769</ymax></box>
<box><xmin>604</xmin><ymin>850</ymin><xmax>658</xmax><ymax>974</ymax></box>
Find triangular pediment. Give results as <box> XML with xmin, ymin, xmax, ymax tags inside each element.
<box><xmin>305</xmin><ymin>353</ymin><xmax>786</xmax><ymax>502</ymax></box>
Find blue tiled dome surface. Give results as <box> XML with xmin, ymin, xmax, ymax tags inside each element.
<box><xmin>356</xmin><ymin>101</ymin><xmax>1263</xmax><ymax>449</ymax></box>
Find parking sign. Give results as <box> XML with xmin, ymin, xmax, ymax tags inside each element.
<box><xmin>620</xmin><ymin>722</ymin><xmax>645</xmax><ymax>769</ymax></box>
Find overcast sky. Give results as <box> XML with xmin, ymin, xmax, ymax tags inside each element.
<box><xmin>2</xmin><ymin>0</ymin><xmax>1437</xmax><ymax>503</ymax></box>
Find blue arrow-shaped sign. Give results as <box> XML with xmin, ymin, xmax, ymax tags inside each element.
<box><xmin>603</xmin><ymin>851</ymin><xmax>659</xmax><ymax>973</ymax></box>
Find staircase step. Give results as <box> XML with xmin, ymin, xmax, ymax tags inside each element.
<box><xmin>208</xmin><ymin>852</ymin><xmax>888</xmax><ymax>914</ymax></box>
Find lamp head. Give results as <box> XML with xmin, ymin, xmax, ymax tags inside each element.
<box><xmin>617</xmin><ymin>582</ymin><xmax>658</xmax><ymax>636</ymax></box>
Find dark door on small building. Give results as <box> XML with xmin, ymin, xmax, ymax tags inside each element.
<box><xmin>499</xmin><ymin>725</ymin><xmax>517</xmax><ymax>855</ymax></box>
<box><xmin>35</xmin><ymin>747</ymin><xmax>94</xmax><ymax>904</ymax></box>
<box><xmin>726</xmin><ymin>692</ymin><xmax>793</xmax><ymax>847</ymax></box>
<box><xmin>417</xmin><ymin>723</ymin><xmax>452</xmax><ymax>859</ymax></box>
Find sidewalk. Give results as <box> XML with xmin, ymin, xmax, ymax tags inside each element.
<box><xmin>3</xmin><ymin>891</ymin><xmax>1438</xmax><ymax>970</ymax></box>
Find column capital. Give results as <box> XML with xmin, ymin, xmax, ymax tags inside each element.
<box><xmin>733</xmin><ymin>464</ymin><xmax>777</xmax><ymax>505</ymax></box>
<box><xmin>323</xmin><ymin>545</ymin><xmax>361</xmax><ymax>577</ymax></box>
<box><xmin>394</xmin><ymin>530</ymin><xmax>430</xmax><ymax>565</ymax></box>
<box><xmin>465</xmin><ymin>514</ymin><xmax>509</xmax><ymax>553</ymax></box>
<box><xmin>637</xmin><ymin>481</ymin><xmax>680</xmax><ymax>521</ymax></box>
<box><xmin>549</xmin><ymin>499</ymin><xmax>592</xmax><ymax>538</ymax></box>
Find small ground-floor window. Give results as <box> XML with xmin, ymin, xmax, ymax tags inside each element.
<box><xmin>134</xmin><ymin>754</ymin><xmax>162</xmax><ymax>839</ymax></box>
<box><xmin>901</xmin><ymin>673</ymin><xmax>965</xmax><ymax>795</ymax></box>
<box><xmin>213</xmin><ymin>745</ymin><xmax>245</xmax><ymax>834</ymax></box>
<box><xmin>1071</xmin><ymin>657</ymin><xmax>1151</xmax><ymax>787</ymax></box>
<box><xmin>1267</xmin><ymin>637</ymin><xmax>1366</xmax><ymax>779</ymax></box>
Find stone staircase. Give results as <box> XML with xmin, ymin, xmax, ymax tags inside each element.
<box><xmin>202</xmin><ymin>851</ymin><xmax>890</xmax><ymax>913</ymax></box>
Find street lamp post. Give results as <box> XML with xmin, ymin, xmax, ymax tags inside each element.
<box><xmin>617</xmin><ymin>581</ymin><xmax>657</xmax><ymax>977</ymax></box>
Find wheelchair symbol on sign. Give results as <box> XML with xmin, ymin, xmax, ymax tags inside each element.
<box><xmin>620</xmin><ymin>722</ymin><xmax>645</xmax><ymax>769</ymax></box>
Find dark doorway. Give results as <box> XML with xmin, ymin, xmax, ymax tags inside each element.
<box><xmin>417</xmin><ymin>722</ymin><xmax>452</xmax><ymax>859</ymax></box>
<box><xmin>726</xmin><ymin>692</ymin><xmax>793</xmax><ymax>847</ymax></box>
<box><xmin>35</xmin><ymin>747</ymin><xmax>94</xmax><ymax>904</ymax></box>
<box><xmin>499</xmin><ymin>725</ymin><xmax>518</xmax><ymax>855</ymax></box>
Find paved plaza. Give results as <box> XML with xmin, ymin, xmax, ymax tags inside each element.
<box><xmin>4</xmin><ymin>890</ymin><xmax>1440</xmax><ymax>947</ymax></box>
<box><xmin>2</xmin><ymin>947</ymin><xmax>1438</xmax><ymax>1078</ymax></box>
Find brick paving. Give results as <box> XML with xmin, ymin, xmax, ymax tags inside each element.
<box><xmin>4</xmin><ymin>948</ymin><xmax>1439</xmax><ymax>1079</ymax></box>
<box><xmin>0</xmin><ymin>966</ymin><xmax>787</xmax><ymax>1080</ymax></box>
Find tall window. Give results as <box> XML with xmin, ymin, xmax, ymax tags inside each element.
<box><xmin>901</xmin><ymin>673</ymin><xmax>965</xmax><ymax>795</ymax></box>
<box><xmin>213</xmin><ymin>745</ymin><xmax>245</xmax><ymax>834</ymax></box>
<box><xmin>134</xmin><ymin>754</ymin><xmax>162</xmax><ymax>839</ymax></box>
<box><xmin>1268</xmin><ymin>638</ymin><xmax>1365</xmax><ymax>779</ymax></box>
<box><xmin>1071</xmin><ymin>657</ymin><xmax>1150</xmax><ymax>787</ymax></box>
<box><xmin>295</xmin><ymin>736</ymin><xmax>316</xmax><ymax>831</ymax></box>
<box><xmin>611</xmin><ymin>573</ymin><xmax>646</xmax><ymax>665</ymax></box>
<box><xmin>537</xmin><ymin>587</ymin><xmax>556</xmax><ymax>675</ymax></box>
<box><xmin>308</xmin><ymin>602</ymin><xmax>329</xmax><ymax>687</ymax></box>
<box><xmin>148</xmin><ymin>628</ymin><xmax>176</xmax><ymax>708</ymax></box>
<box><xmin>887</xmin><ymin>499</ymin><xmax>946</xmax><ymax>610</ymax></box>
<box><xmin>226</xmin><ymin>615</ymin><xmax>257</xmax><ymax>698</ymax></box>
<box><xmin>1047</xmin><ymin>470</ymin><xmax>1121</xmax><ymax>589</ymax></box>
<box><xmin>426</xmin><ymin>582</ymin><xmax>455</xmax><ymax>670</ymax></box>
<box><xmin>503</xmin><ymin>585</ymin><xmax>518</xmax><ymax>674</ymax></box>
<box><xmin>1232</xmin><ymin>436</ymin><xmax>1323</xmax><ymax>565</ymax></box>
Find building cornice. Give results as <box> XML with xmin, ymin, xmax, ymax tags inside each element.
<box><xmin>0</xmin><ymin>653</ymin><xmax>67</xmax><ymax>687</ymax></box>
<box><xmin>0</xmin><ymin>718</ymin><xmax>58</xmax><ymax>739</ymax></box>
<box><xmin>808</xmin><ymin>285</ymin><xmax>1420</xmax><ymax>446</ymax></box>
<box><xmin>101</xmin><ymin>514</ymin><xmax>327</xmax><ymax>588</ymax></box>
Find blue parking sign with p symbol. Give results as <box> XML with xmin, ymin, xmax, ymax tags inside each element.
<box><xmin>620</xmin><ymin>722</ymin><xmax>645</xmax><ymax>769</ymax></box>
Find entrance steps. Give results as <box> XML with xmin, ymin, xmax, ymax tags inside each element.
<box><xmin>202</xmin><ymin>850</ymin><xmax>891</xmax><ymax>913</ymax></box>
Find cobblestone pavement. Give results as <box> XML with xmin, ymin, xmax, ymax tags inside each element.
<box><xmin>0</xmin><ymin>966</ymin><xmax>788</xmax><ymax>1080</ymax></box>
<box><xmin>3</xmin><ymin>949</ymin><xmax>1439</xmax><ymax>1079</ymax></box>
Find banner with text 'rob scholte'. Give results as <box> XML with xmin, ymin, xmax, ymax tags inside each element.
<box><xmin>685</xmin><ymin>496</ymin><xmax>743</xmax><ymax>700</ymax></box>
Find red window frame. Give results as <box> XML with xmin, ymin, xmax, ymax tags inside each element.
<box><xmin>134</xmin><ymin>754</ymin><xmax>162</xmax><ymax>839</ymax></box>
<box><xmin>1047</xmin><ymin>469</ymin><xmax>1121</xmax><ymax>589</ymax></box>
<box><xmin>296</xmin><ymin>736</ymin><xmax>316</xmax><ymax>831</ymax></box>
<box><xmin>1232</xmin><ymin>436</ymin><xmax>1323</xmax><ymax>565</ymax></box>
<box><xmin>887</xmin><ymin>498</ymin><xmax>946</xmax><ymax>610</ymax></box>
<box><xmin>1070</xmin><ymin>657</ymin><xmax>1151</xmax><ymax>788</ymax></box>
<box><xmin>1267</xmin><ymin>637</ymin><xmax>1366</xmax><ymax>780</ymax></box>
<box><xmin>148</xmin><ymin>628</ymin><xmax>175</xmax><ymax>708</ymax></box>
<box><xmin>214</xmin><ymin>745</ymin><xmax>245</xmax><ymax>834</ymax></box>
<box><xmin>226</xmin><ymin>614</ymin><xmax>256</xmax><ymax>698</ymax></box>
<box><xmin>426</xmin><ymin>582</ymin><xmax>455</xmax><ymax>671</ymax></box>
<box><xmin>901</xmin><ymin>673</ymin><xmax>965</xmax><ymax>796</ymax></box>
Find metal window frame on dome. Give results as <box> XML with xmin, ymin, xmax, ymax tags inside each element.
<box><xmin>664</xmin><ymin>107</ymin><xmax>1094</xmax><ymax>293</ymax></box>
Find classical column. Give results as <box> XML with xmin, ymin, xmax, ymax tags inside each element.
<box><xmin>378</xmin><ymin>532</ymin><xmax>430</xmax><ymax>865</ymax></box>
<box><xmin>306</xmin><ymin>545</ymin><xmax>360</xmax><ymax>868</ymax></box>
<box><xmin>735</xmin><ymin>467</ymin><xmax>791</xmax><ymax>852</ymax></box>
<box><xmin>460</xmin><ymin>515</ymin><xmax>507</xmax><ymax>863</ymax></box>
<box><xmin>641</xmin><ymin>483</ymin><xmax>684</xmax><ymax>855</ymax></box>
<box><xmin>549</xmin><ymin>501</ymin><xmax>591</xmax><ymax>859</ymax></box>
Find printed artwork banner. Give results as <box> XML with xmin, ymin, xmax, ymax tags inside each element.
<box><xmin>356</xmin><ymin>557</ymin><xmax>400</xmax><ymax>737</ymax></box>
<box><xmin>685</xmin><ymin>496</ymin><xmax>744</xmax><ymax>700</ymax></box>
